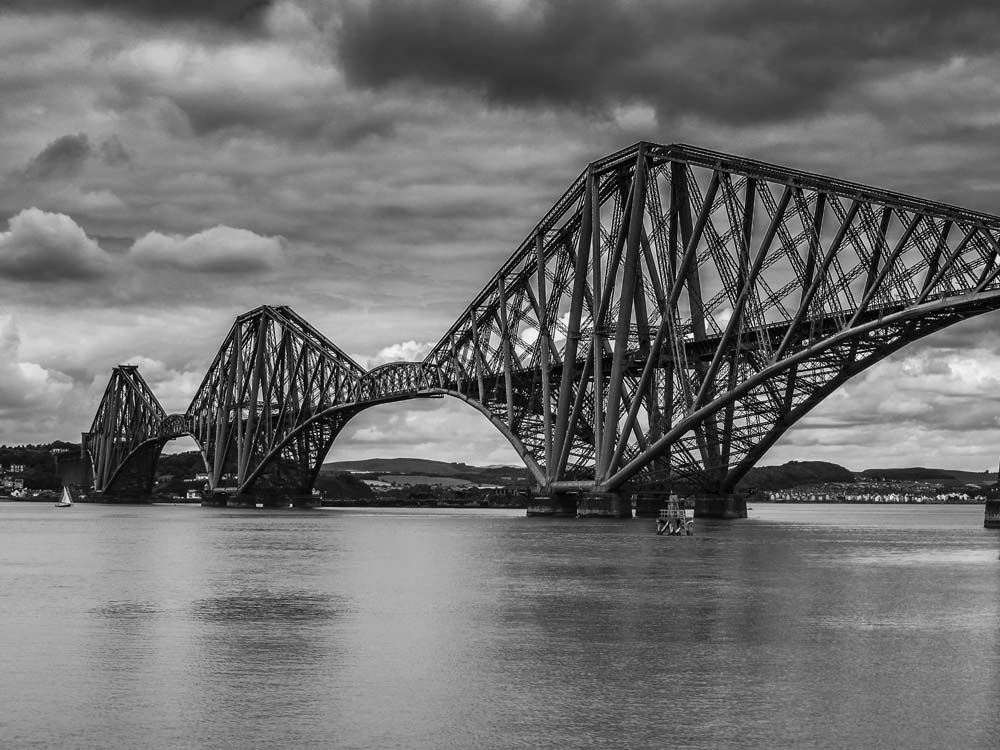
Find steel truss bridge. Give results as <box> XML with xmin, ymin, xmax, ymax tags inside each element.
<box><xmin>80</xmin><ymin>142</ymin><xmax>1000</xmax><ymax>514</ymax></box>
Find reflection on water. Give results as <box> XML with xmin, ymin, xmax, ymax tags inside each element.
<box><xmin>92</xmin><ymin>600</ymin><xmax>159</xmax><ymax>619</ymax></box>
<box><xmin>190</xmin><ymin>590</ymin><xmax>342</xmax><ymax>622</ymax></box>
<box><xmin>842</xmin><ymin>548</ymin><xmax>999</xmax><ymax>566</ymax></box>
<box><xmin>1</xmin><ymin>502</ymin><xmax>998</xmax><ymax>749</ymax></box>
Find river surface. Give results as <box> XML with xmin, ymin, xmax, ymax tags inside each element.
<box><xmin>1</xmin><ymin>502</ymin><xmax>998</xmax><ymax>749</ymax></box>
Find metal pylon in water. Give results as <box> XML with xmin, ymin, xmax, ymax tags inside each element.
<box><xmin>86</xmin><ymin>365</ymin><xmax>170</xmax><ymax>494</ymax></box>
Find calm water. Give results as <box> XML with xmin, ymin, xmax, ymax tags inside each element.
<box><xmin>1</xmin><ymin>502</ymin><xmax>998</xmax><ymax>749</ymax></box>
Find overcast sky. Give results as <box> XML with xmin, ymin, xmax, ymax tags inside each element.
<box><xmin>3</xmin><ymin>0</ymin><xmax>1000</xmax><ymax>472</ymax></box>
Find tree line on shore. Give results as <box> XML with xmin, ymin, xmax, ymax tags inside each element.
<box><xmin>0</xmin><ymin>442</ymin><xmax>79</xmax><ymax>491</ymax></box>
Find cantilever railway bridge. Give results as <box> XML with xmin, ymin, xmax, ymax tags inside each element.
<box><xmin>75</xmin><ymin>142</ymin><xmax>1000</xmax><ymax>515</ymax></box>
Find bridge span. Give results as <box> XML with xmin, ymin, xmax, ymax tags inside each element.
<box><xmin>72</xmin><ymin>142</ymin><xmax>1000</xmax><ymax>516</ymax></box>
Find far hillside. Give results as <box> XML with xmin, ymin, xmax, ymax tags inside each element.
<box><xmin>321</xmin><ymin>457</ymin><xmax>1000</xmax><ymax>492</ymax></box>
<box><xmin>860</xmin><ymin>467</ymin><xmax>997</xmax><ymax>487</ymax></box>
<box><xmin>737</xmin><ymin>461</ymin><xmax>855</xmax><ymax>492</ymax></box>
<box><xmin>737</xmin><ymin>461</ymin><xmax>998</xmax><ymax>492</ymax></box>
<box><xmin>321</xmin><ymin>457</ymin><xmax>528</xmax><ymax>485</ymax></box>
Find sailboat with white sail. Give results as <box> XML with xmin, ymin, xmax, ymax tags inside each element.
<box><xmin>55</xmin><ymin>486</ymin><xmax>74</xmax><ymax>507</ymax></box>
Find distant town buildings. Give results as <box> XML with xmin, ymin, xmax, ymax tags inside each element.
<box><xmin>1</xmin><ymin>464</ymin><xmax>25</xmax><ymax>493</ymax></box>
<box><xmin>764</xmin><ymin>479</ymin><xmax>985</xmax><ymax>504</ymax></box>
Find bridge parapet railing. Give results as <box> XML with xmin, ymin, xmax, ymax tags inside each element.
<box><xmin>159</xmin><ymin>413</ymin><xmax>192</xmax><ymax>439</ymax></box>
<box><xmin>355</xmin><ymin>362</ymin><xmax>440</xmax><ymax>403</ymax></box>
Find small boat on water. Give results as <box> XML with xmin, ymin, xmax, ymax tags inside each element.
<box><xmin>55</xmin><ymin>486</ymin><xmax>75</xmax><ymax>508</ymax></box>
<box><xmin>655</xmin><ymin>495</ymin><xmax>693</xmax><ymax>535</ymax></box>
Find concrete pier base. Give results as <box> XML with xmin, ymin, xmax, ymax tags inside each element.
<box><xmin>526</xmin><ymin>494</ymin><xmax>578</xmax><ymax>516</ymax></box>
<box><xmin>577</xmin><ymin>493</ymin><xmax>632</xmax><ymax>519</ymax></box>
<box><xmin>985</xmin><ymin>499</ymin><xmax>1000</xmax><ymax>529</ymax></box>
<box><xmin>692</xmin><ymin>494</ymin><xmax>748</xmax><ymax>519</ymax></box>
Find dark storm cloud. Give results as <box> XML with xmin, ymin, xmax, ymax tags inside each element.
<box><xmin>162</xmin><ymin>88</ymin><xmax>398</xmax><ymax>146</ymax></box>
<box><xmin>21</xmin><ymin>133</ymin><xmax>91</xmax><ymax>180</ymax></box>
<box><xmin>336</xmin><ymin>0</ymin><xmax>1000</xmax><ymax>124</ymax></box>
<box><xmin>98</xmin><ymin>135</ymin><xmax>131</xmax><ymax>167</ymax></box>
<box><xmin>18</xmin><ymin>133</ymin><xmax>131</xmax><ymax>181</ymax></box>
<box><xmin>0</xmin><ymin>1</ymin><xmax>274</xmax><ymax>27</ymax></box>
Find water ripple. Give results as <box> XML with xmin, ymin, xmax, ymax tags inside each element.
<box><xmin>189</xmin><ymin>589</ymin><xmax>342</xmax><ymax>623</ymax></box>
<box><xmin>91</xmin><ymin>600</ymin><xmax>159</xmax><ymax>619</ymax></box>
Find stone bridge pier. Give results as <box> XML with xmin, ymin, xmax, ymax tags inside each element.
<box><xmin>986</xmin><ymin>499</ymin><xmax>1000</xmax><ymax>528</ymax></box>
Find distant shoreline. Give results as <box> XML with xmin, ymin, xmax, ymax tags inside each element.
<box><xmin>750</xmin><ymin>498</ymin><xmax>986</xmax><ymax>506</ymax></box>
<box><xmin>2</xmin><ymin>496</ymin><xmax>987</xmax><ymax>508</ymax></box>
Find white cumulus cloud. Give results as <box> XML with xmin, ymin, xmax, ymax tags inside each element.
<box><xmin>362</xmin><ymin>339</ymin><xmax>435</xmax><ymax>368</ymax></box>
<box><xmin>129</xmin><ymin>225</ymin><xmax>286</xmax><ymax>273</ymax></box>
<box><xmin>0</xmin><ymin>314</ymin><xmax>74</xmax><ymax>414</ymax></box>
<box><xmin>116</xmin><ymin>354</ymin><xmax>206</xmax><ymax>414</ymax></box>
<box><xmin>0</xmin><ymin>207</ymin><xmax>112</xmax><ymax>281</ymax></box>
